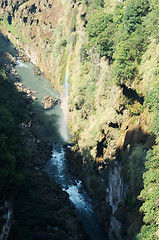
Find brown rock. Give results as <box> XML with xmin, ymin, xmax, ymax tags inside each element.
<box><xmin>42</xmin><ymin>96</ymin><xmax>60</xmax><ymax>110</ymax></box>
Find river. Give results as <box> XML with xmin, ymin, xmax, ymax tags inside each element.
<box><xmin>0</xmin><ymin>33</ymin><xmax>109</xmax><ymax>240</ymax></box>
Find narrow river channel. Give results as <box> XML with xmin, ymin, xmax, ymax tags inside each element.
<box><xmin>0</xmin><ymin>34</ymin><xmax>109</xmax><ymax>240</ymax></box>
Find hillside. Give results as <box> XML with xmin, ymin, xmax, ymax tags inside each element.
<box><xmin>0</xmin><ymin>0</ymin><xmax>159</xmax><ymax>239</ymax></box>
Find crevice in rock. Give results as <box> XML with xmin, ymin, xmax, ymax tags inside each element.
<box><xmin>96</xmin><ymin>137</ymin><xmax>106</xmax><ymax>157</ymax></box>
<box><xmin>7</xmin><ymin>13</ymin><xmax>12</xmax><ymax>25</ymax></box>
<box><xmin>108</xmin><ymin>122</ymin><xmax>119</xmax><ymax>128</ymax></box>
<box><xmin>5</xmin><ymin>0</ymin><xmax>8</xmax><ymax>7</ymax></box>
<box><xmin>120</xmin><ymin>84</ymin><xmax>144</xmax><ymax>105</ymax></box>
<box><xmin>123</xmin><ymin>126</ymin><xmax>149</xmax><ymax>151</ymax></box>
<box><xmin>29</xmin><ymin>4</ymin><xmax>37</xmax><ymax>14</ymax></box>
<box><xmin>23</xmin><ymin>16</ymin><xmax>27</xmax><ymax>23</ymax></box>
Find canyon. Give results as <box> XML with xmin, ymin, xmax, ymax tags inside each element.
<box><xmin>0</xmin><ymin>0</ymin><xmax>158</xmax><ymax>240</ymax></box>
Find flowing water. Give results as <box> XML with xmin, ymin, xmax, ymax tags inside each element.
<box><xmin>1</xmin><ymin>34</ymin><xmax>109</xmax><ymax>240</ymax></box>
<box><xmin>45</xmin><ymin>145</ymin><xmax>108</xmax><ymax>240</ymax></box>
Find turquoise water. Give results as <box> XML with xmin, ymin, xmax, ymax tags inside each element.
<box><xmin>16</xmin><ymin>60</ymin><xmax>72</xmax><ymax>143</ymax></box>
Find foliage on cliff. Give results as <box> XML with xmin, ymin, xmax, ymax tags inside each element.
<box><xmin>137</xmin><ymin>81</ymin><xmax>159</xmax><ymax>240</ymax></box>
<box><xmin>0</xmin><ymin>67</ymin><xmax>27</xmax><ymax>197</ymax></box>
<box><xmin>83</xmin><ymin>0</ymin><xmax>159</xmax><ymax>238</ymax></box>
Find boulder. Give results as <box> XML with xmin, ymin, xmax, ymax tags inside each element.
<box><xmin>42</xmin><ymin>96</ymin><xmax>61</xmax><ymax>110</ymax></box>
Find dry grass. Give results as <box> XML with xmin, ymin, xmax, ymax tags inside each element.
<box><xmin>139</xmin><ymin>39</ymin><xmax>159</xmax><ymax>94</ymax></box>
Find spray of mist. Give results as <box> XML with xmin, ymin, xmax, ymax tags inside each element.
<box><xmin>61</xmin><ymin>52</ymin><xmax>72</xmax><ymax>122</ymax></box>
<box><xmin>59</xmin><ymin>52</ymin><xmax>72</xmax><ymax>143</ymax></box>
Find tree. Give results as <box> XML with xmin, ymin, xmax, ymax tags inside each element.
<box><xmin>123</xmin><ymin>0</ymin><xmax>150</xmax><ymax>34</ymax></box>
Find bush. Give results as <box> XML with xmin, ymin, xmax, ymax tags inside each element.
<box><xmin>145</xmin><ymin>81</ymin><xmax>159</xmax><ymax>135</ymax></box>
<box><xmin>112</xmin><ymin>26</ymin><xmax>149</xmax><ymax>83</ymax></box>
<box><xmin>128</xmin><ymin>145</ymin><xmax>146</xmax><ymax>198</ymax></box>
<box><xmin>87</xmin><ymin>11</ymin><xmax>113</xmax><ymax>39</ymax></box>
<box><xmin>86</xmin><ymin>11</ymin><xmax>114</xmax><ymax>60</ymax></box>
<box><xmin>137</xmin><ymin>139</ymin><xmax>159</xmax><ymax>238</ymax></box>
<box><xmin>96</xmin><ymin>22</ymin><xmax>115</xmax><ymax>61</ymax></box>
<box><xmin>137</xmin><ymin>223</ymin><xmax>158</xmax><ymax>240</ymax></box>
<box><xmin>123</xmin><ymin>0</ymin><xmax>150</xmax><ymax>34</ymax></box>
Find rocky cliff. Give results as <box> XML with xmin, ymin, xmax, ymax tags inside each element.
<box><xmin>0</xmin><ymin>0</ymin><xmax>158</xmax><ymax>239</ymax></box>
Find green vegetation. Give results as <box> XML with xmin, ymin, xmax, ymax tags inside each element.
<box><xmin>145</xmin><ymin>81</ymin><xmax>159</xmax><ymax>135</ymax></box>
<box><xmin>0</xmin><ymin>67</ymin><xmax>27</xmax><ymax>197</ymax></box>
<box><xmin>137</xmin><ymin>78</ymin><xmax>159</xmax><ymax>239</ymax></box>
<box><xmin>81</xmin><ymin>0</ymin><xmax>159</xmax><ymax>238</ymax></box>
<box><xmin>137</xmin><ymin>141</ymin><xmax>159</xmax><ymax>240</ymax></box>
<box><xmin>128</xmin><ymin>146</ymin><xmax>146</xmax><ymax>200</ymax></box>
<box><xmin>82</xmin><ymin>0</ymin><xmax>105</xmax><ymax>8</ymax></box>
<box><xmin>0</xmin><ymin>16</ymin><xmax>24</xmax><ymax>44</ymax></box>
<box><xmin>123</xmin><ymin>0</ymin><xmax>150</xmax><ymax>34</ymax></box>
<box><xmin>9</xmin><ymin>173</ymin><xmax>71</xmax><ymax>240</ymax></box>
<box><xmin>86</xmin><ymin>11</ymin><xmax>115</xmax><ymax>60</ymax></box>
<box><xmin>84</xmin><ymin>0</ymin><xmax>158</xmax><ymax>85</ymax></box>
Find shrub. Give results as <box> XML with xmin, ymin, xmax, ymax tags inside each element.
<box><xmin>123</xmin><ymin>0</ymin><xmax>150</xmax><ymax>34</ymax></box>
<box><xmin>87</xmin><ymin>11</ymin><xmax>113</xmax><ymax>39</ymax></box>
<box><xmin>128</xmin><ymin>145</ymin><xmax>146</xmax><ymax>198</ymax></box>
<box><xmin>112</xmin><ymin>26</ymin><xmax>149</xmax><ymax>83</ymax></box>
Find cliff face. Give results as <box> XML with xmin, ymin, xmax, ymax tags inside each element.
<box><xmin>0</xmin><ymin>0</ymin><xmax>158</xmax><ymax>239</ymax></box>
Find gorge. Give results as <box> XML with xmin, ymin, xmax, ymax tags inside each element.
<box><xmin>0</xmin><ymin>0</ymin><xmax>159</xmax><ymax>240</ymax></box>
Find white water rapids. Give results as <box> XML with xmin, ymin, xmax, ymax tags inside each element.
<box><xmin>45</xmin><ymin>145</ymin><xmax>108</xmax><ymax>240</ymax></box>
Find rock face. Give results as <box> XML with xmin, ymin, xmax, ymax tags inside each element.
<box><xmin>42</xmin><ymin>96</ymin><xmax>61</xmax><ymax>110</ymax></box>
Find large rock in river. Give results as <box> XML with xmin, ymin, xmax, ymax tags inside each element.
<box><xmin>42</xmin><ymin>96</ymin><xmax>61</xmax><ymax>110</ymax></box>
